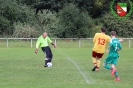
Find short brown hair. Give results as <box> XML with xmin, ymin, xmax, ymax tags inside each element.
<box><xmin>110</xmin><ymin>31</ymin><xmax>116</xmax><ymax>36</ymax></box>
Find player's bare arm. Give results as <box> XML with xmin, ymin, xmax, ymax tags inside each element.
<box><xmin>51</xmin><ymin>43</ymin><xmax>56</xmax><ymax>48</ymax></box>
<box><xmin>35</xmin><ymin>48</ymin><xmax>38</xmax><ymax>54</ymax></box>
<box><xmin>106</xmin><ymin>46</ymin><xmax>110</xmax><ymax>53</ymax></box>
<box><xmin>119</xmin><ymin>38</ymin><xmax>123</xmax><ymax>42</ymax></box>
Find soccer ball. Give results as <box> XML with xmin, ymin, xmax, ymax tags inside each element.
<box><xmin>47</xmin><ymin>62</ymin><xmax>52</xmax><ymax>67</ymax></box>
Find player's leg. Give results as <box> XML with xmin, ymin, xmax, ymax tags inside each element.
<box><xmin>92</xmin><ymin>51</ymin><xmax>97</xmax><ymax>71</ymax></box>
<box><xmin>44</xmin><ymin>58</ymin><xmax>49</xmax><ymax>67</ymax></box>
<box><xmin>96</xmin><ymin>53</ymin><xmax>104</xmax><ymax>71</ymax></box>
<box><xmin>111</xmin><ymin>57</ymin><xmax>118</xmax><ymax>76</ymax></box>
<box><xmin>96</xmin><ymin>58</ymin><xmax>100</xmax><ymax>71</ymax></box>
<box><xmin>111</xmin><ymin>64</ymin><xmax>120</xmax><ymax>81</ymax></box>
<box><xmin>103</xmin><ymin>62</ymin><xmax>111</xmax><ymax>70</ymax></box>
<box><xmin>103</xmin><ymin>56</ymin><xmax>112</xmax><ymax>70</ymax></box>
<box><xmin>112</xmin><ymin>57</ymin><xmax>120</xmax><ymax>81</ymax></box>
<box><xmin>111</xmin><ymin>64</ymin><xmax>116</xmax><ymax>76</ymax></box>
<box><xmin>47</xmin><ymin>46</ymin><xmax>53</xmax><ymax>62</ymax></box>
<box><xmin>114</xmin><ymin>71</ymin><xmax>120</xmax><ymax>81</ymax></box>
<box><xmin>42</xmin><ymin>47</ymin><xmax>49</xmax><ymax>67</ymax></box>
<box><xmin>92</xmin><ymin>51</ymin><xmax>97</xmax><ymax>66</ymax></box>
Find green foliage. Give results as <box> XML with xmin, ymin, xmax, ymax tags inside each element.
<box><xmin>90</xmin><ymin>25</ymin><xmax>103</xmax><ymax>37</ymax></box>
<box><xmin>16</xmin><ymin>0</ymin><xmax>40</xmax><ymax>5</ymax></box>
<box><xmin>94</xmin><ymin>0</ymin><xmax>103</xmax><ymax>9</ymax></box>
<box><xmin>57</xmin><ymin>4</ymin><xmax>94</xmax><ymax>38</ymax></box>
<box><xmin>0</xmin><ymin>1</ymin><xmax>25</xmax><ymax>24</ymax></box>
<box><xmin>102</xmin><ymin>13</ymin><xmax>133</xmax><ymax>37</ymax></box>
<box><xmin>0</xmin><ymin>0</ymin><xmax>133</xmax><ymax>38</ymax></box>
<box><xmin>0</xmin><ymin>0</ymin><xmax>36</xmax><ymax>36</ymax></box>
<box><xmin>0</xmin><ymin>16</ymin><xmax>11</xmax><ymax>35</ymax></box>
<box><xmin>12</xmin><ymin>22</ymin><xmax>39</xmax><ymax>38</ymax></box>
<box><xmin>34</xmin><ymin>10</ymin><xmax>59</xmax><ymax>37</ymax></box>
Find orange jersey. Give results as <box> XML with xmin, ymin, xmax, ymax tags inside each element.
<box><xmin>93</xmin><ymin>33</ymin><xmax>110</xmax><ymax>53</ymax></box>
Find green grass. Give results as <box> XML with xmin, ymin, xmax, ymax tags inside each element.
<box><xmin>0</xmin><ymin>48</ymin><xmax>133</xmax><ymax>88</ymax></box>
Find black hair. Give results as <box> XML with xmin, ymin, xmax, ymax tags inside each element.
<box><xmin>101</xmin><ymin>27</ymin><xmax>106</xmax><ymax>32</ymax></box>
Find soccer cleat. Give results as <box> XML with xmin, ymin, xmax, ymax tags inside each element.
<box><xmin>96</xmin><ymin>68</ymin><xmax>100</xmax><ymax>71</ymax></box>
<box><xmin>111</xmin><ymin>68</ymin><xmax>116</xmax><ymax>76</ymax></box>
<box><xmin>44</xmin><ymin>65</ymin><xmax>48</xmax><ymax>67</ymax></box>
<box><xmin>92</xmin><ymin>66</ymin><xmax>97</xmax><ymax>71</ymax></box>
<box><xmin>114</xmin><ymin>77</ymin><xmax>120</xmax><ymax>81</ymax></box>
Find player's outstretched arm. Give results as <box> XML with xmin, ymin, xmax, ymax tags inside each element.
<box><xmin>35</xmin><ymin>38</ymin><xmax>41</xmax><ymax>54</ymax></box>
<box><xmin>119</xmin><ymin>38</ymin><xmax>123</xmax><ymax>42</ymax></box>
<box><xmin>35</xmin><ymin>48</ymin><xmax>38</xmax><ymax>54</ymax></box>
<box><xmin>51</xmin><ymin>43</ymin><xmax>56</xmax><ymax>48</ymax></box>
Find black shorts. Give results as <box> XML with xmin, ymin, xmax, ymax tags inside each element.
<box><xmin>41</xmin><ymin>46</ymin><xmax>53</xmax><ymax>59</ymax></box>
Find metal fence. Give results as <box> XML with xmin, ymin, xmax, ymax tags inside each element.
<box><xmin>0</xmin><ymin>38</ymin><xmax>133</xmax><ymax>48</ymax></box>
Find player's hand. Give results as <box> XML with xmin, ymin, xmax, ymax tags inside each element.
<box><xmin>106</xmin><ymin>49</ymin><xmax>109</xmax><ymax>53</ymax></box>
<box><xmin>35</xmin><ymin>49</ymin><xmax>38</xmax><ymax>54</ymax></box>
<box><xmin>53</xmin><ymin>44</ymin><xmax>56</xmax><ymax>48</ymax></box>
<box><xmin>119</xmin><ymin>38</ymin><xmax>123</xmax><ymax>42</ymax></box>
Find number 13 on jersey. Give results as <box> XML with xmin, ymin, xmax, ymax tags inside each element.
<box><xmin>98</xmin><ymin>38</ymin><xmax>106</xmax><ymax>45</ymax></box>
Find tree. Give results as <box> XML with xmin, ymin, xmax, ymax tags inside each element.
<box><xmin>15</xmin><ymin>0</ymin><xmax>40</xmax><ymax>5</ymax></box>
<box><xmin>101</xmin><ymin>13</ymin><xmax>133</xmax><ymax>37</ymax></box>
<box><xmin>34</xmin><ymin>10</ymin><xmax>59</xmax><ymax>37</ymax></box>
<box><xmin>31</xmin><ymin>0</ymin><xmax>109</xmax><ymax>18</ymax></box>
<box><xmin>31</xmin><ymin>0</ymin><xmax>65</xmax><ymax>15</ymax></box>
<box><xmin>57</xmin><ymin>3</ymin><xmax>94</xmax><ymax>38</ymax></box>
<box><xmin>0</xmin><ymin>16</ymin><xmax>11</xmax><ymax>36</ymax></box>
<box><xmin>0</xmin><ymin>0</ymin><xmax>36</xmax><ymax>36</ymax></box>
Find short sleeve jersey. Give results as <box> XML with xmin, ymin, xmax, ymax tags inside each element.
<box><xmin>36</xmin><ymin>36</ymin><xmax>52</xmax><ymax>48</ymax></box>
<box><xmin>109</xmin><ymin>38</ymin><xmax>122</xmax><ymax>54</ymax></box>
<box><xmin>93</xmin><ymin>33</ymin><xmax>110</xmax><ymax>53</ymax></box>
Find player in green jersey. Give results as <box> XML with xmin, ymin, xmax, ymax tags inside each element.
<box><xmin>35</xmin><ymin>32</ymin><xmax>56</xmax><ymax>67</ymax></box>
<box><xmin>103</xmin><ymin>31</ymin><xmax>122</xmax><ymax>81</ymax></box>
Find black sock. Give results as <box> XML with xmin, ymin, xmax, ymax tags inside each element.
<box><xmin>45</xmin><ymin>60</ymin><xmax>48</xmax><ymax>66</ymax></box>
<box><xmin>48</xmin><ymin>59</ymin><xmax>52</xmax><ymax>62</ymax></box>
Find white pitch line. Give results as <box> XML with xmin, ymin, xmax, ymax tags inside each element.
<box><xmin>57</xmin><ymin>49</ymin><xmax>93</xmax><ymax>84</ymax></box>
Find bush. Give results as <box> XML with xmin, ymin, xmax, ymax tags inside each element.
<box><xmin>101</xmin><ymin>13</ymin><xmax>133</xmax><ymax>37</ymax></box>
<box><xmin>12</xmin><ymin>22</ymin><xmax>39</xmax><ymax>38</ymax></box>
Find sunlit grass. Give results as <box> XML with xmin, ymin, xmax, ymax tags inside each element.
<box><xmin>0</xmin><ymin>48</ymin><xmax>132</xmax><ymax>88</ymax></box>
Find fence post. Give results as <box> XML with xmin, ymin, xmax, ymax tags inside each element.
<box><xmin>6</xmin><ymin>38</ymin><xmax>8</xmax><ymax>48</ymax></box>
<box><xmin>129</xmin><ymin>39</ymin><xmax>131</xmax><ymax>48</ymax></box>
<box><xmin>79</xmin><ymin>39</ymin><xmax>81</xmax><ymax>48</ymax></box>
<box><xmin>31</xmin><ymin>38</ymin><xmax>32</xmax><ymax>48</ymax></box>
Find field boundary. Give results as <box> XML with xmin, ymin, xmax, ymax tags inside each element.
<box><xmin>0</xmin><ymin>38</ymin><xmax>133</xmax><ymax>48</ymax></box>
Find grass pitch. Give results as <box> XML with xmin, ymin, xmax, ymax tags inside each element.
<box><xmin>0</xmin><ymin>48</ymin><xmax>133</xmax><ymax>88</ymax></box>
